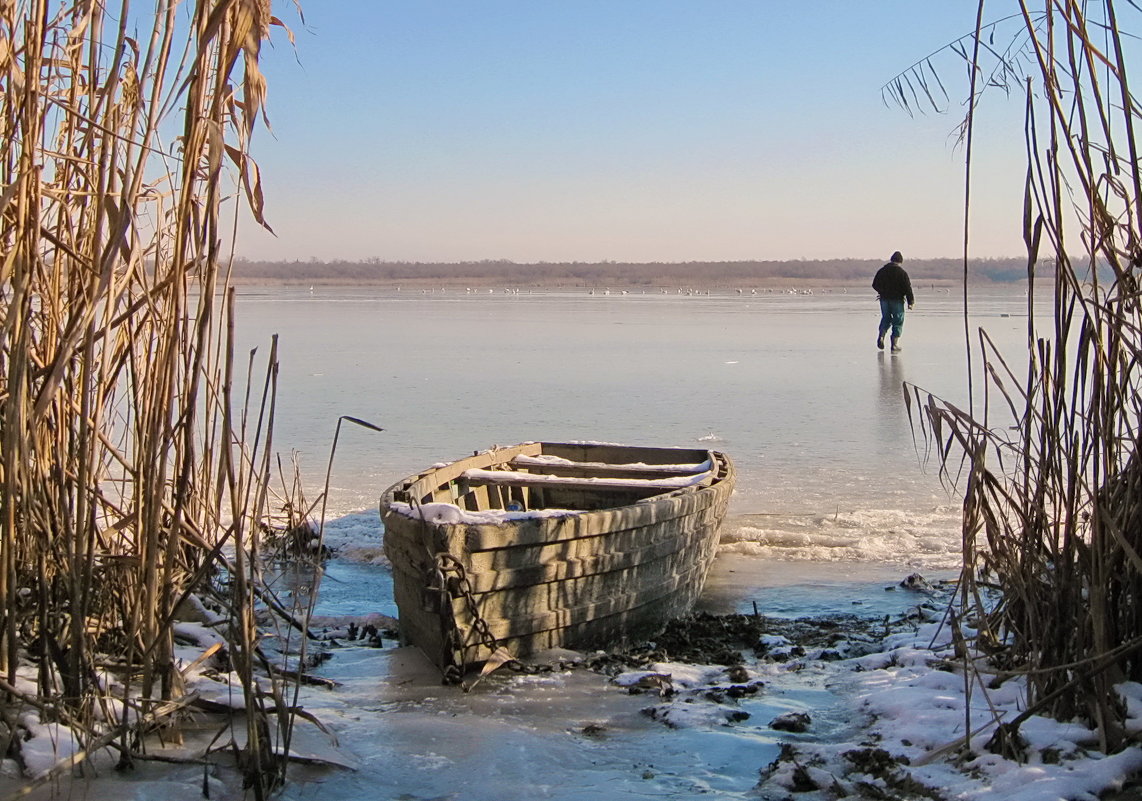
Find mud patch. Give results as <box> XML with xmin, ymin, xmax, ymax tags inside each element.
<box><xmin>584</xmin><ymin>610</ymin><xmax>897</xmax><ymax>676</ymax></box>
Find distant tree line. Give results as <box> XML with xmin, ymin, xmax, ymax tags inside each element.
<box><xmin>230</xmin><ymin>256</ymin><xmax>1036</xmax><ymax>287</ymax></box>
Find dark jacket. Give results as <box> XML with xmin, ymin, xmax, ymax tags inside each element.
<box><xmin>872</xmin><ymin>263</ymin><xmax>914</xmax><ymax>305</ymax></box>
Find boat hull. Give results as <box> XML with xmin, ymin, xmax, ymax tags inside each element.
<box><xmin>380</xmin><ymin>442</ymin><xmax>735</xmax><ymax>678</ymax></box>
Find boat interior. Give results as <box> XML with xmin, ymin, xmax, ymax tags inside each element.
<box><xmin>391</xmin><ymin>443</ymin><xmax>722</xmax><ymax>514</ymax></box>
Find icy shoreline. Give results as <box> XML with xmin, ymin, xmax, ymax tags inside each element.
<box><xmin>4</xmin><ymin>565</ymin><xmax>1141</xmax><ymax>801</ymax></box>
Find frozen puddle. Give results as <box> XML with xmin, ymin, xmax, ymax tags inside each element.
<box><xmin>281</xmin><ymin>643</ymin><xmax>853</xmax><ymax>800</ymax></box>
<box><xmin>276</xmin><ymin>558</ymin><xmax>941</xmax><ymax>800</ymax></box>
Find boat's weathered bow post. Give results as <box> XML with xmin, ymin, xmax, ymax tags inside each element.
<box><xmin>410</xmin><ymin>498</ymin><xmax>519</xmax><ymax>687</ymax></box>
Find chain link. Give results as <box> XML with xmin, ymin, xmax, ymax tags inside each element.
<box><xmin>434</xmin><ymin>552</ymin><xmax>507</xmax><ymax>663</ymax></box>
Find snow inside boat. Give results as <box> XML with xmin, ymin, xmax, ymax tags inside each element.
<box><xmin>379</xmin><ymin>442</ymin><xmax>736</xmax><ymax>680</ymax></box>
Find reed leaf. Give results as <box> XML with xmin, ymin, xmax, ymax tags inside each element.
<box><xmin>900</xmin><ymin>1</ymin><xmax>1142</xmax><ymax>756</ymax></box>
<box><xmin>0</xmin><ymin>1</ymin><xmax>308</xmax><ymax>794</ymax></box>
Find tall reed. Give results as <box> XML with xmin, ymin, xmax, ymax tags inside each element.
<box><xmin>0</xmin><ymin>0</ymin><xmax>298</xmax><ymax>793</ymax></box>
<box><xmin>894</xmin><ymin>1</ymin><xmax>1142</xmax><ymax>755</ymax></box>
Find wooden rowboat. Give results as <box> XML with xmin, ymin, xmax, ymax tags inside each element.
<box><xmin>380</xmin><ymin>442</ymin><xmax>735</xmax><ymax>681</ymax></box>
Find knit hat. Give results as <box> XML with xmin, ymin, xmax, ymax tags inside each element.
<box><xmin>890</xmin><ymin>251</ymin><xmax>903</xmax><ymax>263</ymax></box>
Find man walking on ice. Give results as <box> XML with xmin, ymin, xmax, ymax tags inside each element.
<box><xmin>872</xmin><ymin>251</ymin><xmax>914</xmax><ymax>352</ymax></box>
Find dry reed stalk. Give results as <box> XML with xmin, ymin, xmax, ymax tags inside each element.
<box><xmin>893</xmin><ymin>0</ymin><xmax>1142</xmax><ymax>757</ymax></box>
<box><xmin>0</xmin><ymin>0</ymin><xmax>305</xmax><ymax>794</ymax></box>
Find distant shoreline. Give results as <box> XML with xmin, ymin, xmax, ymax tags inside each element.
<box><xmin>229</xmin><ymin>256</ymin><xmax>1035</xmax><ymax>290</ymax></box>
<box><xmin>229</xmin><ymin>276</ymin><xmax>974</xmax><ymax>290</ymax></box>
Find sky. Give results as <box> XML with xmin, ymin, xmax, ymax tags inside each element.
<box><xmin>235</xmin><ymin>2</ymin><xmax>1032</xmax><ymax>264</ymax></box>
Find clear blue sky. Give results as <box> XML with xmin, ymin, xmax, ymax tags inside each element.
<box><xmin>237</xmin><ymin>2</ymin><xmax>1029</xmax><ymax>263</ymax></box>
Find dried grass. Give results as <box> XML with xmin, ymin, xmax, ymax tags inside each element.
<box><xmin>0</xmin><ymin>1</ymin><xmax>303</xmax><ymax>795</ymax></box>
<box><xmin>894</xmin><ymin>1</ymin><xmax>1142</xmax><ymax>756</ymax></box>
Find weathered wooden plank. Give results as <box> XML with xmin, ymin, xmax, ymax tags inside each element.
<box><xmin>537</xmin><ymin>443</ymin><xmax>712</xmax><ymax>468</ymax></box>
<box><xmin>389</xmin><ymin>443</ymin><xmax>544</xmax><ymax>504</ymax></box>
<box><xmin>383</xmin><ymin>500</ymin><xmax>724</xmax><ymax>598</ymax></box>
<box><xmin>461</xmin><ymin>469</ymin><xmax>712</xmax><ymax>492</ymax></box>
<box><xmin>389</xmin><ymin>561</ymin><xmax>452</xmax><ymax>666</ymax></box>
<box><xmin>452</xmin><ymin>534</ymin><xmax>717</xmax><ymax>629</ymax></box>
<box><xmin>509</xmin><ymin>460</ymin><xmax>708</xmax><ymax>481</ymax></box>
<box><xmin>453</xmin><ymin>552</ymin><xmax>718</xmax><ymax>659</ymax></box>
<box><xmin>443</xmin><ymin>488</ymin><xmax>718</xmax><ymax>551</ymax></box>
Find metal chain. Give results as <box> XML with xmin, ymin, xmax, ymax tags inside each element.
<box><xmin>434</xmin><ymin>552</ymin><xmax>506</xmax><ymax>660</ymax></box>
<box><xmin>410</xmin><ymin>497</ymin><xmax>527</xmax><ymax>684</ymax></box>
<box><xmin>432</xmin><ymin>554</ymin><xmax>553</xmax><ymax>683</ymax></box>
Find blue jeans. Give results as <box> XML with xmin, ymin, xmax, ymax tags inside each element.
<box><xmin>878</xmin><ymin>298</ymin><xmax>906</xmax><ymax>339</ymax></box>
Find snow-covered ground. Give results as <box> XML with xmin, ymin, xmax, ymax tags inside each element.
<box><xmin>759</xmin><ymin>615</ymin><xmax>1142</xmax><ymax>800</ymax></box>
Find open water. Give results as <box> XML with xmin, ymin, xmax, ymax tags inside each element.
<box><xmin>225</xmin><ymin>282</ymin><xmax>1045</xmax><ymax>800</ymax></box>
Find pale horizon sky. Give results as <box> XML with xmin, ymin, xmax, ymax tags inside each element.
<box><xmin>236</xmin><ymin>2</ymin><xmax>1032</xmax><ymax>265</ymax></box>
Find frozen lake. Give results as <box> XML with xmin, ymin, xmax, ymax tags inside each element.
<box><xmin>236</xmin><ymin>282</ymin><xmax>1044</xmax><ymax>570</ymax></box>
<box><xmin>226</xmin><ymin>282</ymin><xmax>1043</xmax><ymax>799</ymax></box>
